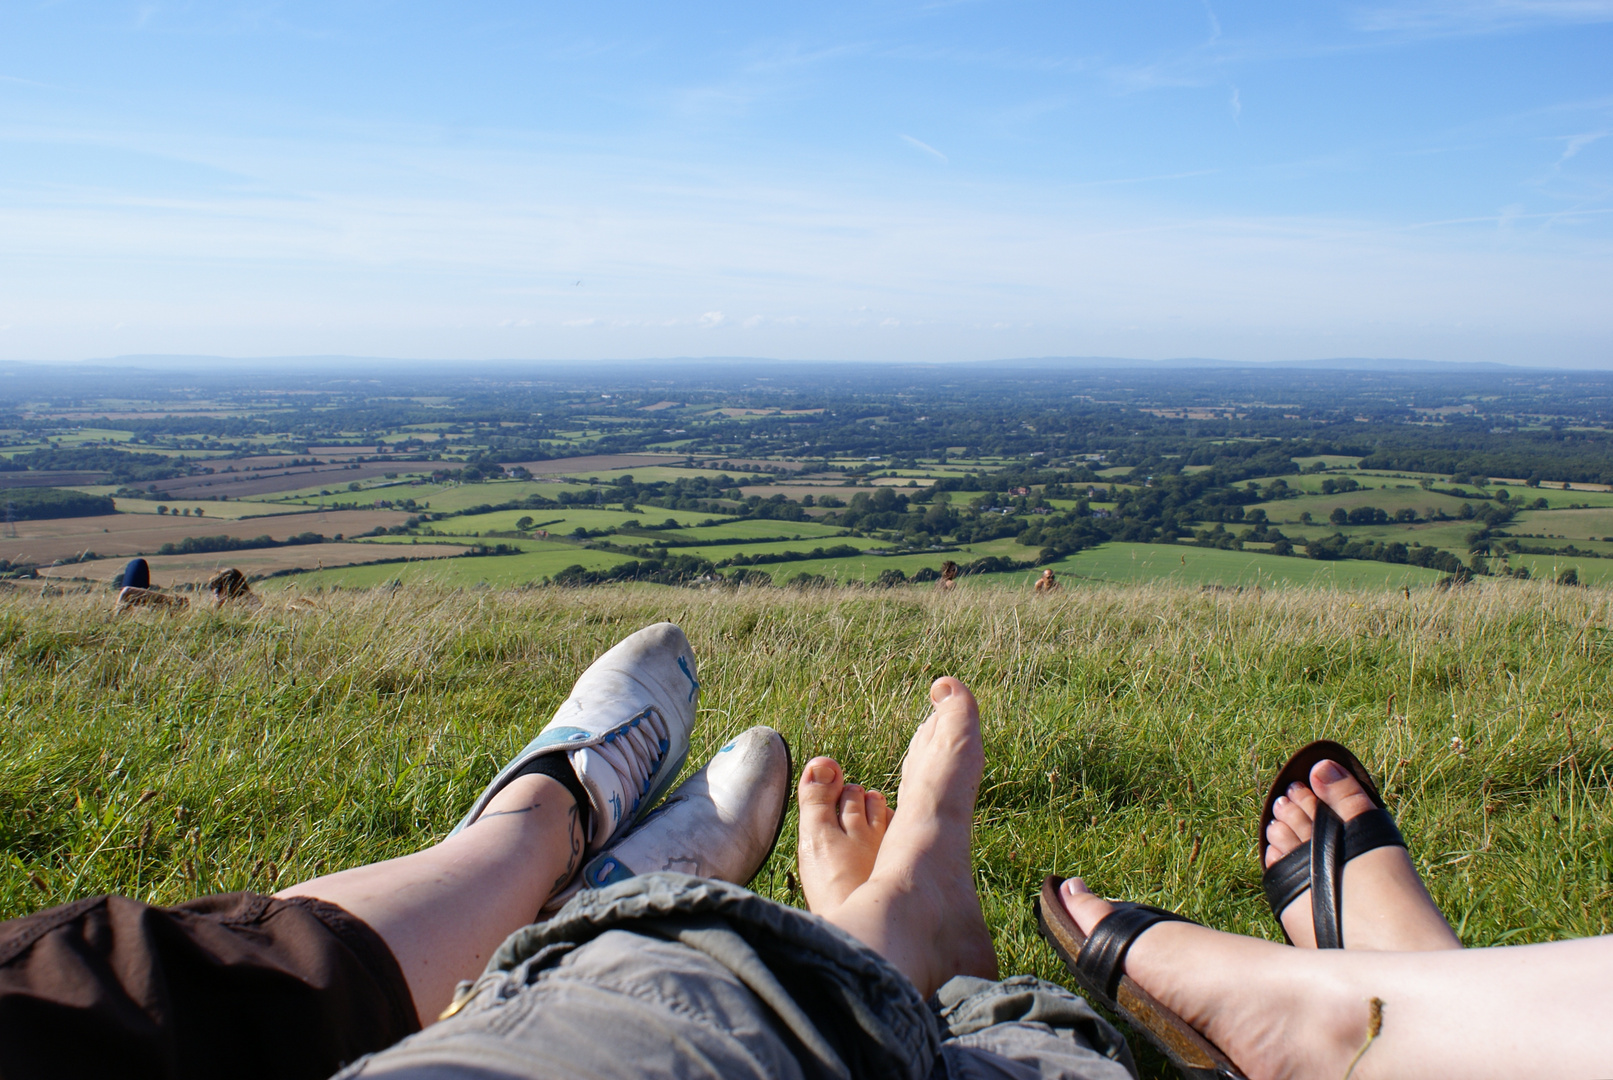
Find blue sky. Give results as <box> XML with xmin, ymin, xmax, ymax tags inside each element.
<box><xmin>1</xmin><ymin>2</ymin><xmax>1610</xmax><ymax>365</ymax></box>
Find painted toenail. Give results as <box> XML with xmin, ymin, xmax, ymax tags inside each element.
<box><xmin>1314</xmin><ymin>760</ymin><xmax>1346</xmax><ymax>784</ymax></box>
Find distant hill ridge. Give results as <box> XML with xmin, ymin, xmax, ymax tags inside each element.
<box><xmin>0</xmin><ymin>354</ymin><xmax>1594</xmax><ymax>379</ymax></box>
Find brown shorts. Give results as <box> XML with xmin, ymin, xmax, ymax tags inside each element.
<box><xmin>0</xmin><ymin>891</ymin><xmax>419</xmax><ymax>1080</ymax></box>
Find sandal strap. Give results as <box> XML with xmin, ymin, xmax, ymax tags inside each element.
<box><xmin>1076</xmin><ymin>903</ymin><xmax>1193</xmax><ymax>999</ymax></box>
<box><xmin>1262</xmin><ymin>845</ymin><xmax>1311</xmax><ymax>918</ymax></box>
<box><xmin>1260</xmin><ymin>808</ymin><xmax>1406</xmax><ymax>946</ymax></box>
<box><xmin>1311</xmin><ymin>801</ymin><xmax>1346</xmax><ymax>949</ymax></box>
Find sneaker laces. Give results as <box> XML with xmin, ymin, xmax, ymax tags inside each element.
<box><xmin>580</xmin><ymin>707</ymin><xmax>671</xmax><ymax>814</ymax></box>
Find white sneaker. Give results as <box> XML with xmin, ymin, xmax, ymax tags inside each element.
<box><xmin>544</xmin><ymin>725</ymin><xmax>792</xmax><ymax>913</ymax></box>
<box><xmin>451</xmin><ymin>622</ymin><xmax>701</xmax><ymax>852</ymax></box>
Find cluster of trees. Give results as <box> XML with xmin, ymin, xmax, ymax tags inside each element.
<box><xmin>155</xmin><ymin>531</ymin><xmax>326</xmax><ymax>555</ymax></box>
<box><xmin>0</xmin><ymin>487</ymin><xmax>115</xmax><ymax>520</ymax></box>
<box><xmin>14</xmin><ymin>447</ymin><xmax>191</xmax><ymax>485</ymax></box>
<box><xmin>1302</xmin><ymin>534</ymin><xmax>1468</xmax><ymax>572</ymax></box>
<box><xmin>1358</xmin><ymin>432</ymin><xmax>1613</xmax><ymax>487</ymax></box>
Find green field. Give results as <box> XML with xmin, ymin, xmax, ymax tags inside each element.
<box><xmin>103</xmin><ymin>497</ymin><xmax>308</xmax><ymax>520</ymax></box>
<box><xmin>269</xmin><ymin>544</ymin><xmax>633</xmax><ymax>588</ymax></box>
<box><xmin>661</xmin><ymin>519</ymin><xmax>850</xmax><ymax>542</ymax></box>
<box><xmin>1501</xmin><ymin>552</ymin><xmax>1613</xmax><ymax>585</ymax></box>
<box><xmin>1282</xmin><ymin>520</ymin><xmax>1478</xmax><ymax>551</ymax></box>
<box><xmin>248</xmin><ymin>479</ymin><xmax>595</xmax><ymax>510</ymax></box>
<box><xmin>1289</xmin><ymin>455</ymin><xmax>1362</xmax><ymax>469</ymax></box>
<box><xmin>429</xmin><ymin>505</ymin><xmax>723</xmax><ymax>536</ymax></box>
<box><xmin>751</xmin><ymin>541</ymin><xmax>1448</xmax><ymax>589</ymax></box>
<box><xmin>667</xmin><ymin>537</ymin><xmax>887</xmax><ymax>563</ymax></box>
<box><xmin>764</xmin><ymin>542</ymin><xmax>1449</xmax><ymax>589</ymax></box>
<box><xmin>1044</xmin><ymin>543</ymin><xmax>1448</xmax><ymax>588</ymax></box>
<box><xmin>552</xmin><ymin>466</ymin><xmax>738</xmax><ymax>483</ymax></box>
<box><xmin>1274</xmin><ymin>470</ymin><xmax>1410</xmax><ymax>493</ymax></box>
<box><xmin>1255</xmin><ymin>487</ymin><xmax>1478</xmax><ymax>522</ymax></box>
<box><xmin>1511</xmin><ymin>508</ymin><xmax>1613</xmax><ymax>540</ymax></box>
<box><xmin>1496</xmin><ymin>486</ymin><xmax>1613</xmax><ymax>509</ymax></box>
<box><xmin>380</xmin><ymin>480</ymin><xmax>598</xmax><ymax>511</ymax></box>
<box><xmin>2</xmin><ymin>583</ymin><xmax>1608</xmax><ymax>1080</ymax></box>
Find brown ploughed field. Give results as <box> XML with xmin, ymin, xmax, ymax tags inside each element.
<box><xmin>1</xmin><ymin>509</ymin><xmax>413</xmax><ymax>565</ymax></box>
<box><xmin>0</xmin><ymin>470</ymin><xmax>111</xmax><ymax>487</ymax></box>
<box><xmin>37</xmin><ymin>541</ymin><xmax>469</xmax><ymax>585</ymax></box>
<box><xmin>146</xmin><ymin>462</ymin><xmax>422</xmax><ymax>499</ymax></box>
<box><xmin>507</xmin><ymin>454</ymin><xmax>692</xmax><ymax>475</ymax></box>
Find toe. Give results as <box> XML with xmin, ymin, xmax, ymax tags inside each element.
<box><xmin>1265</xmin><ymin>819</ymin><xmax>1305</xmax><ymax>866</ymax></box>
<box><xmin>1272</xmin><ymin>792</ymin><xmax>1315</xmax><ymax>845</ymax></box>
<box><xmin>798</xmin><ymin>757</ymin><xmax>847</xmax><ymax>833</ymax></box>
<box><xmin>838</xmin><ymin>784</ymin><xmax>868</xmax><ymax>830</ymax></box>
<box><xmin>930</xmin><ymin>676</ymin><xmax>978</xmax><ymax>717</ymax></box>
<box><xmin>1058</xmin><ymin>877</ymin><xmax>1117</xmax><ymax>936</ymax></box>
<box><xmin>925</xmin><ymin>677</ymin><xmax>982</xmax><ymax>744</ymax></box>
<box><xmin>1309</xmin><ymin>760</ymin><xmax>1379</xmax><ymax>822</ymax></box>
<box><xmin>865</xmin><ymin>790</ymin><xmax>892</xmax><ymax>834</ymax></box>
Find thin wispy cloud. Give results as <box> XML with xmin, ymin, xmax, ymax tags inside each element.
<box><xmin>0</xmin><ymin>74</ymin><xmax>55</xmax><ymax>89</ymax></box>
<box><xmin>899</xmin><ymin>134</ymin><xmax>948</xmax><ymax>162</ymax></box>
<box><xmin>1353</xmin><ymin>0</ymin><xmax>1613</xmax><ymax>36</ymax></box>
<box><xmin>1557</xmin><ymin>130</ymin><xmax>1607</xmax><ymax>164</ymax></box>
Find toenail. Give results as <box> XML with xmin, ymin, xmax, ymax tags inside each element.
<box><xmin>931</xmin><ymin>679</ymin><xmax>956</xmax><ymax>702</ymax></box>
<box><xmin>1274</xmin><ymin>795</ymin><xmax>1288</xmax><ymax>810</ymax></box>
<box><xmin>1314</xmin><ymin>760</ymin><xmax>1346</xmax><ymax>784</ymax></box>
<box><xmin>806</xmin><ymin>763</ymin><xmax>835</xmax><ymax>784</ymax></box>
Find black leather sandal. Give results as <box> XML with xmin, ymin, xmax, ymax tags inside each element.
<box><xmin>1035</xmin><ymin>875</ymin><xmax>1247</xmax><ymax>1080</ymax></box>
<box><xmin>1258</xmin><ymin>740</ymin><xmax>1406</xmax><ymax>949</ymax></box>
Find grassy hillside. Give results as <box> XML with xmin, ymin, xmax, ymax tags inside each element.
<box><xmin>1</xmin><ymin>583</ymin><xmax>1609</xmax><ymax>1077</ymax></box>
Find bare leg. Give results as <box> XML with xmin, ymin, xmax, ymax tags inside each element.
<box><xmin>1059</xmin><ymin>879</ymin><xmax>1613</xmax><ymax>1080</ymax></box>
<box><xmin>278</xmin><ymin>774</ymin><xmax>583</xmax><ymax>1024</ymax></box>
<box><xmin>1266</xmin><ymin>760</ymin><xmax>1460</xmax><ymax>951</ymax></box>
<box><xmin>799</xmin><ymin>677</ymin><xmax>997</xmax><ymax>997</ymax></box>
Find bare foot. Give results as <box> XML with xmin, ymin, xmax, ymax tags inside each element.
<box><xmin>812</xmin><ymin>677</ymin><xmax>998</xmax><ymax>997</ymax></box>
<box><xmin>796</xmin><ymin>756</ymin><xmax>891</xmax><ymax>914</ymax></box>
<box><xmin>1266</xmin><ymin>760</ymin><xmax>1460</xmax><ymax>951</ymax></box>
<box><xmin>1059</xmin><ymin>878</ymin><xmax>1361</xmax><ymax>1080</ymax></box>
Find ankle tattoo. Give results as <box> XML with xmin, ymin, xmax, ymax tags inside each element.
<box><xmin>479</xmin><ymin>800</ymin><xmax>544</xmax><ymax>822</ymax></box>
<box><xmin>549</xmin><ymin>803</ymin><xmax>583</xmax><ymax>897</ymax></box>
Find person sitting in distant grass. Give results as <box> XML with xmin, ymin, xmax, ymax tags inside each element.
<box><xmin>113</xmin><ymin>557</ymin><xmax>188</xmax><ymax>612</ymax></box>
<box><xmin>938</xmin><ymin>559</ymin><xmax>959</xmax><ymax>590</ymax></box>
<box><xmin>1034</xmin><ymin>567</ymin><xmax>1060</xmax><ymax>593</ymax></box>
<box><xmin>207</xmin><ymin>567</ymin><xmax>261</xmax><ymax>608</ymax></box>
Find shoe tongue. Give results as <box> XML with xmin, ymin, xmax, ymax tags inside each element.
<box><xmin>570</xmin><ymin>746</ymin><xmax>629</xmax><ymax>851</ymax></box>
<box><xmin>569</xmin><ymin>708</ymin><xmax>671</xmax><ymax>851</ymax></box>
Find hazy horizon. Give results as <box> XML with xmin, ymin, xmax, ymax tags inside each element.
<box><xmin>5</xmin><ymin>352</ymin><xmax>1610</xmax><ymax>375</ymax></box>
